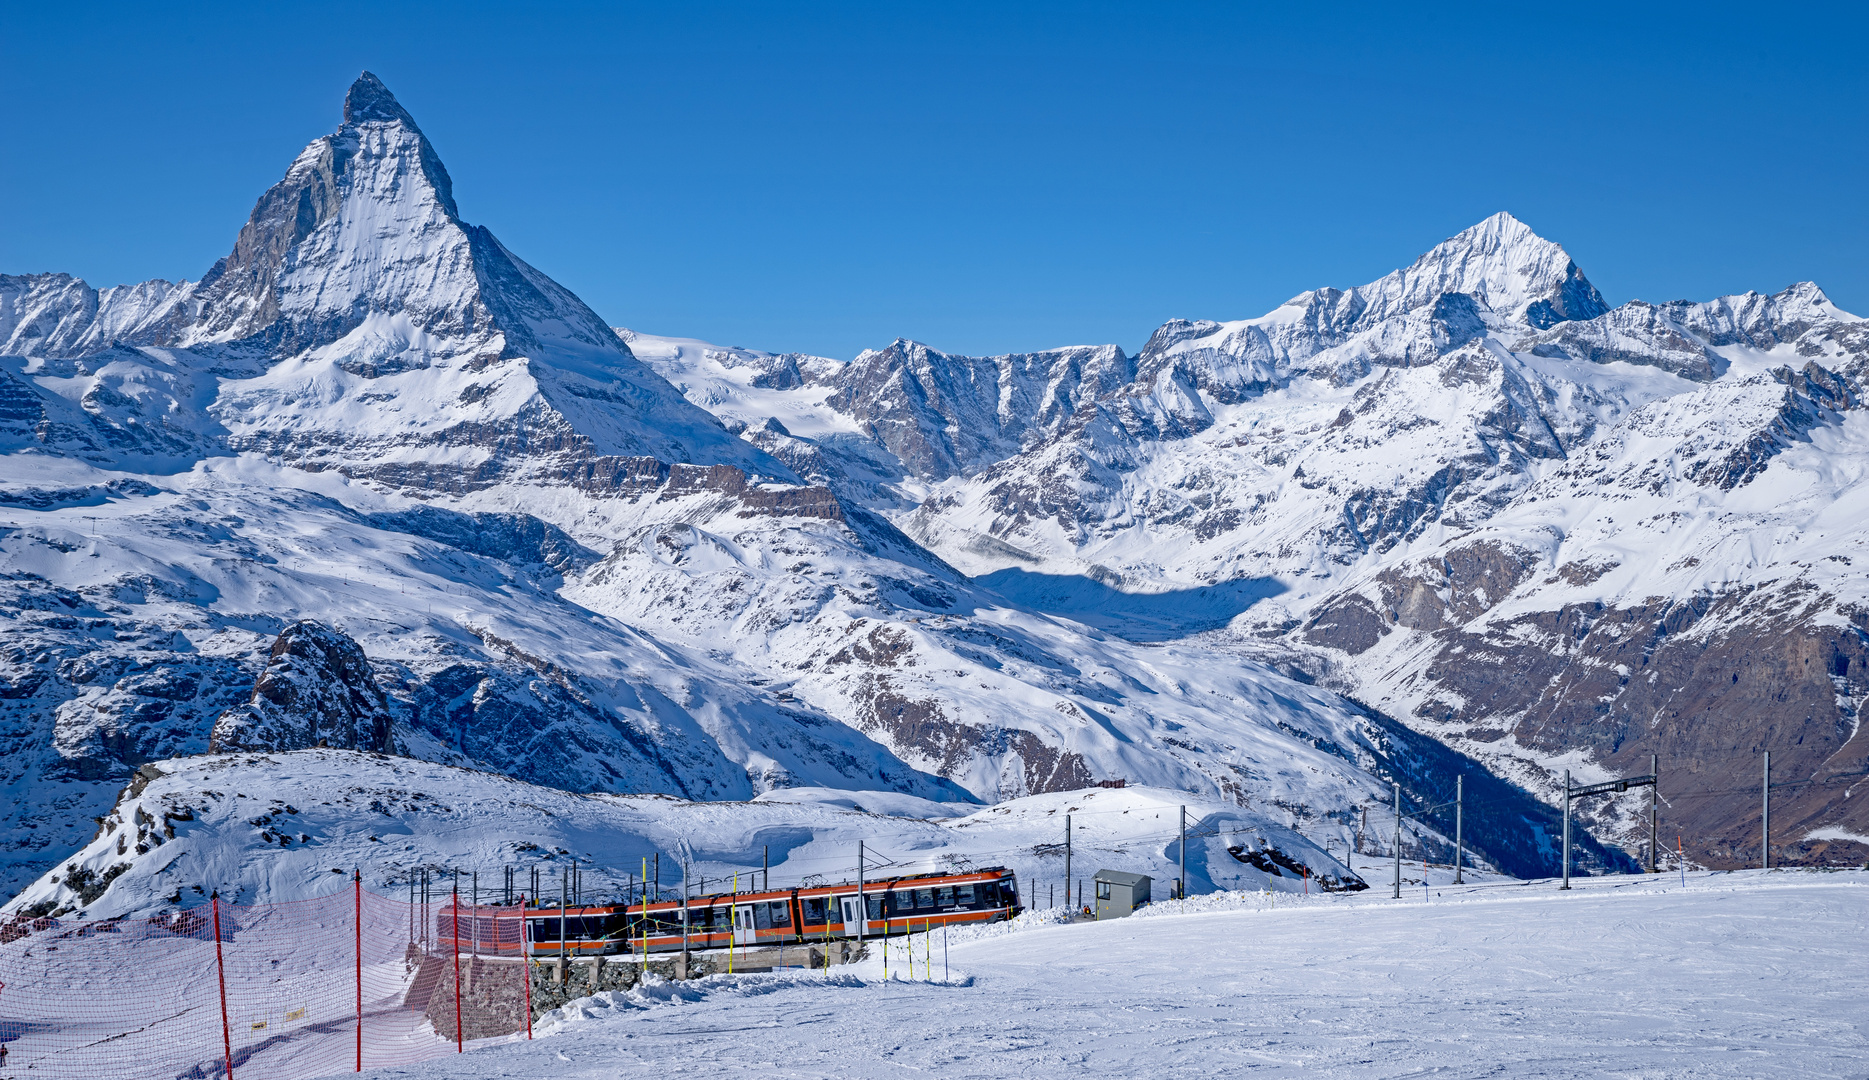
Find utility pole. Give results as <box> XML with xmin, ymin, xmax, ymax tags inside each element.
<box><xmin>856</xmin><ymin>841</ymin><xmax>866</xmax><ymax>943</ymax></box>
<box><xmin>1179</xmin><ymin>805</ymin><xmax>1187</xmax><ymax>904</ymax></box>
<box><xmin>1648</xmin><ymin>752</ymin><xmax>1659</xmax><ymax>874</ymax></box>
<box><xmin>1065</xmin><ymin>814</ymin><xmax>1073</xmax><ymax>913</ymax></box>
<box><xmin>1561</xmin><ymin>770</ymin><xmax>1572</xmax><ymax>890</ymax></box>
<box><xmin>1453</xmin><ymin>774</ymin><xmax>1465</xmax><ymax>884</ymax></box>
<box><xmin>764</xmin><ymin>845</ymin><xmax>769</xmax><ymax>892</ymax></box>
<box><xmin>1762</xmin><ymin>750</ymin><xmax>1771</xmax><ymax>871</ymax></box>
<box><xmin>1359</xmin><ymin>806</ymin><xmax>1368</xmax><ymax>856</ymax></box>
<box><xmin>1391</xmin><ymin>782</ymin><xmax>1402</xmax><ymax>899</ymax></box>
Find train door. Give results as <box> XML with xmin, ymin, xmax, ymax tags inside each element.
<box><xmin>733</xmin><ymin>904</ymin><xmax>757</xmax><ymax>946</ymax></box>
<box><xmin>838</xmin><ymin>894</ymin><xmax>862</xmax><ymax>937</ymax></box>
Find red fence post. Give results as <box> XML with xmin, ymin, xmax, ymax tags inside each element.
<box><xmin>520</xmin><ymin>906</ymin><xmax>532</xmax><ymax>1040</ymax></box>
<box><xmin>211</xmin><ymin>893</ymin><xmax>234</xmax><ymax>1080</ymax></box>
<box><xmin>452</xmin><ymin>877</ymin><xmax>463</xmax><ymax>1052</ymax></box>
<box><xmin>354</xmin><ymin>870</ymin><xmax>363</xmax><ymax>1072</ymax></box>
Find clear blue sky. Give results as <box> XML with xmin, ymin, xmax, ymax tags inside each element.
<box><xmin>3</xmin><ymin>2</ymin><xmax>1863</xmax><ymax>360</ymax></box>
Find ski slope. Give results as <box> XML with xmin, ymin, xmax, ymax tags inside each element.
<box><xmin>371</xmin><ymin>870</ymin><xmax>1866</xmax><ymax>1079</ymax></box>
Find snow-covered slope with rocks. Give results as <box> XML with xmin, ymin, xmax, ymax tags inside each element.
<box><xmin>639</xmin><ymin>216</ymin><xmax>1869</xmax><ymax>871</ymax></box>
<box><xmin>7</xmin><ymin>750</ymin><xmax>1378</xmax><ymax>920</ymax></box>
<box><xmin>0</xmin><ymin>73</ymin><xmax>1562</xmax><ymax>904</ymax></box>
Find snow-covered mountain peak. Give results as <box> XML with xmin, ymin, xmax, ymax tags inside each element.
<box><xmin>1361</xmin><ymin>211</ymin><xmax>1608</xmax><ymax>329</ymax></box>
<box><xmin>343</xmin><ymin>69</ymin><xmax>424</xmax><ymax>131</ymax></box>
<box><xmin>0</xmin><ymin>73</ymin><xmax>791</xmax><ymax>483</ymax></box>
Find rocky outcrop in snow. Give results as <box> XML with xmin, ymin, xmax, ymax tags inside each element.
<box><xmin>209</xmin><ymin>621</ymin><xmax>393</xmax><ymax>753</ymax></box>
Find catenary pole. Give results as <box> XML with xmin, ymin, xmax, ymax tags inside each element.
<box><xmin>1453</xmin><ymin>775</ymin><xmax>1465</xmax><ymax>884</ymax></box>
<box><xmin>856</xmin><ymin>841</ymin><xmax>865</xmax><ymax>943</ymax></box>
<box><xmin>764</xmin><ymin>845</ymin><xmax>769</xmax><ymax>892</ymax></box>
<box><xmin>1391</xmin><ymin>782</ymin><xmax>1402</xmax><ymax>899</ymax></box>
<box><xmin>1179</xmin><ymin>805</ymin><xmax>1187</xmax><ymax>905</ymax></box>
<box><xmin>1649</xmin><ymin>752</ymin><xmax>1659</xmax><ymax>874</ymax></box>
<box><xmin>1561</xmin><ymin>770</ymin><xmax>1572</xmax><ymax>890</ymax></box>
<box><xmin>1065</xmin><ymin>814</ymin><xmax>1072</xmax><ymax>912</ymax></box>
<box><xmin>1762</xmin><ymin>750</ymin><xmax>1771</xmax><ymax>870</ymax></box>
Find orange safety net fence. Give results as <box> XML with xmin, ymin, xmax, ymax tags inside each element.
<box><xmin>0</xmin><ymin>885</ymin><xmax>534</xmax><ymax>1079</ymax></box>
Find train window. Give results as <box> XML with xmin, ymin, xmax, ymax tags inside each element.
<box><xmin>936</xmin><ymin>886</ymin><xmax>955</xmax><ymax>908</ymax></box>
<box><xmin>754</xmin><ymin>904</ymin><xmax>772</xmax><ymax>931</ymax></box>
<box><xmin>866</xmin><ymin>895</ymin><xmax>883</xmax><ymax>920</ymax></box>
<box><xmin>769</xmin><ymin>901</ymin><xmax>792</xmax><ymax>927</ymax></box>
<box><xmin>956</xmin><ymin>885</ymin><xmax>975</xmax><ymax>906</ymax></box>
<box><xmin>802</xmin><ymin>897</ymin><xmax>827</xmax><ymax>923</ymax></box>
<box><xmin>914</xmin><ymin>888</ymin><xmax>934</xmax><ymax>908</ymax></box>
<box><xmin>892</xmin><ymin>890</ymin><xmax>914</xmax><ymax>913</ymax></box>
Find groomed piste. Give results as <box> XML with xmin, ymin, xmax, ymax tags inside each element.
<box><xmin>459</xmin><ymin>868</ymin><xmax>1869</xmax><ymax>1079</ymax></box>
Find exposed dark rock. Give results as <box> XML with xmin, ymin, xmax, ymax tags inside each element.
<box><xmin>210</xmin><ymin>621</ymin><xmax>393</xmax><ymax>753</ymax></box>
<box><xmin>1343</xmin><ymin>572</ymin><xmax>1869</xmax><ymax>869</ymax></box>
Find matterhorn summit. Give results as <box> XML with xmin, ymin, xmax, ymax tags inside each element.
<box><xmin>0</xmin><ymin>72</ymin><xmax>783</xmax><ymax>485</ymax></box>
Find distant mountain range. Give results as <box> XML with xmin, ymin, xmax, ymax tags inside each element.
<box><xmin>1</xmin><ymin>71</ymin><xmax>1858</xmax><ymax>912</ymax></box>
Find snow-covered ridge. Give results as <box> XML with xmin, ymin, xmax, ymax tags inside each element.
<box><xmin>636</xmin><ymin>216</ymin><xmax>1869</xmax><ymax>872</ymax></box>
<box><xmin>9</xmin><ymin>750</ymin><xmax>1365</xmax><ymax>919</ymax></box>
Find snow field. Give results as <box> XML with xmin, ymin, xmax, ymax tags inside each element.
<box><xmin>361</xmin><ymin>869</ymin><xmax>1869</xmax><ymax>1079</ymax></box>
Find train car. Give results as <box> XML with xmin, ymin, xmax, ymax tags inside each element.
<box><xmin>520</xmin><ymin>904</ymin><xmax>632</xmax><ymax>957</ymax></box>
<box><xmin>430</xmin><ymin>903</ymin><xmax>530</xmax><ymax>955</ymax></box>
<box><xmin>441</xmin><ymin>865</ymin><xmax>1021</xmax><ymax>957</ymax></box>
<box><xmin>617</xmin><ymin>865</ymin><xmax>1021</xmax><ymax>955</ymax></box>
